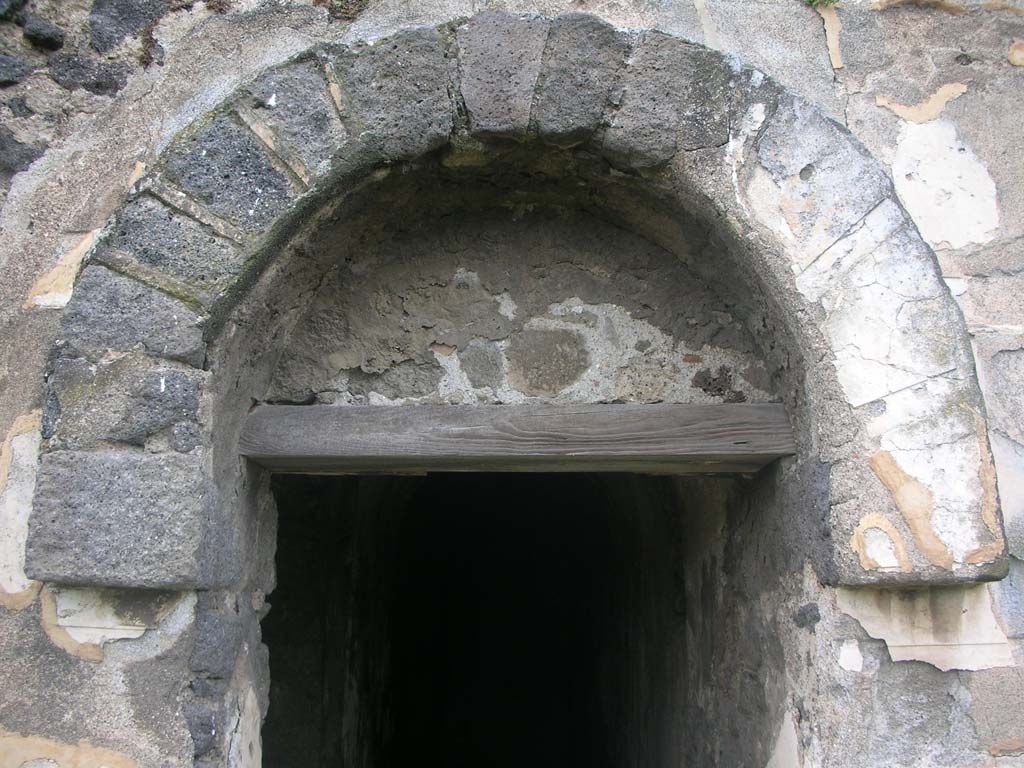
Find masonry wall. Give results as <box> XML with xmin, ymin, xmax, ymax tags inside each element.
<box><xmin>0</xmin><ymin>2</ymin><xmax>1022</xmax><ymax>768</ymax></box>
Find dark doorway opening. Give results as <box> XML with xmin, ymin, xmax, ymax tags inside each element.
<box><xmin>262</xmin><ymin>473</ymin><xmax>686</xmax><ymax>768</ymax></box>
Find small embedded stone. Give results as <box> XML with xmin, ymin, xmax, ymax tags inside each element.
<box><xmin>459</xmin><ymin>340</ymin><xmax>504</xmax><ymax>389</ymax></box>
<box><xmin>23</xmin><ymin>14</ymin><xmax>65</xmax><ymax>50</ymax></box>
<box><xmin>0</xmin><ymin>125</ymin><xmax>42</xmax><ymax>179</ymax></box>
<box><xmin>0</xmin><ymin>54</ymin><xmax>31</xmax><ymax>87</ymax></box>
<box><xmin>0</xmin><ymin>0</ymin><xmax>26</xmax><ymax>20</ymax></box>
<box><xmin>506</xmin><ymin>328</ymin><xmax>590</xmax><ymax>397</ymax></box>
<box><xmin>793</xmin><ymin>603</ymin><xmax>821</xmax><ymax>630</ymax></box>
<box><xmin>49</xmin><ymin>54</ymin><xmax>130</xmax><ymax>95</ymax></box>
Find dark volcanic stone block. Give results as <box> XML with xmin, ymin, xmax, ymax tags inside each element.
<box><xmin>90</xmin><ymin>0</ymin><xmax>169</xmax><ymax>53</ymax></box>
<box><xmin>603</xmin><ymin>31</ymin><xmax>731</xmax><ymax>169</ymax></box>
<box><xmin>533</xmin><ymin>14</ymin><xmax>630</xmax><ymax>147</ymax></box>
<box><xmin>45</xmin><ymin>353</ymin><xmax>205</xmax><ymax>452</ymax></box>
<box><xmin>457</xmin><ymin>12</ymin><xmax>549</xmax><ymax>139</ymax></box>
<box><xmin>331</xmin><ymin>27</ymin><xmax>451</xmax><ymax>160</ymax></box>
<box><xmin>243</xmin><ymin>57</ymin><xmax>346</xmax><ymax>177</ymax></box>
<box><xmin>162</xmin><ymin>115</ymin><xmax>295</xmax><ymax>231</ymax></box>
<box><xmin>93</xmin><ymin>195</ymin><xmax>243</xmax><ymax>293</ymax></box>
<box><xmin>23</xmin><ymin>15</ymin><xmax>66</xmax><ymax>50</ymax></box>
<box><xmin>61</xmin><ymin>266</ymin><xmax>206</xmax><ymax>367</ymax></box>
<box><xmin>26</xmin><ymin>451</ymin><xmax>208</xmax><ymax>588</ymax></box>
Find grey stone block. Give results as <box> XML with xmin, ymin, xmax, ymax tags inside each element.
<box><xmin>533</xmin><ymin>14</ymin><xmax>630</xmax><ymax>147</ymax></box>
<box><xmin>331</xmin><ymin>28</ymin><xmax>451</xmax><ymax>160</ymax></box>
<box><xmin>458</xmin><ymin>12</ymin><xmax>549</xmax><ymax>139</ymax></box>
<box><xmin>243</xmin><ymin>57</ymin><xmax>345</xmax><ymax>177</ymax></box>
<box><xmin>61</xmin><ymin>266</ymin><xmax>206</xmax><ymax>367</ymax></box>
<box><xmin>45</xmin><ymin>352</ymin><xmax>205</xmax><ymax>452</ymax></box>
<box><xmin>93</xmin><ymin>195</ymin><xmax>243</xmax><ymax>294</ymax></box>
<box><xmin>191</xmin><ymin>606</ymin><xmax>244</xmax><ymax>678</ymax></box>
<box><xmin>603</xmin><ymin>32</ymin><xmax>731</xmax><ymax>169</ymax></box>
<box><xmin>163</xmin><ymin>115</ymin><xmax>294</xmax><ymax>231</ymax></box>
<box><xmin>26</xmin><ymin>451</ymin><xmax>209</xmax><ymax>588</ymax></box>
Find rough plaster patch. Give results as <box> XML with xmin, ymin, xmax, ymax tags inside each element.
<box><xmin>875</xmin><ymin>83</ymin><xmax>967</xmax><ymax>124</ymax></box>
<box><xmin>0</xmin><ymin>412</ymin><xmax>42</xmax><ymax>608</ymax></box>
<box><xmin>1009</xmin><ymin>40</ymin><xmax>1024</xmax><ymax>66</ymax></box>
<box><xmin>851</xmin><ymin>513</ymin><xmax>911</xmax><ymax>573</ymax></box>
<box><xmin>765</xmin><ymin>710</ymin><xmax>801</xmax><ymax>768</ymax></box>
<box><xmin>39</xmin><ymin>586</ymin><xmax>182</xmax><ymax>662</ymax></box>
<box><xmin>0</xmin><ymin>731</ymin><xmax>136</xmax><ymax>768</ymax></box>
<box><xmin>870</xmin><ymin>450</ymin><xmax>954</xmax><ymax>569</ymax></box>
<box><xmin>892</xmin><ymin>120</ymin><xmax>999</xmax><ymax>250</ymax></box>
<box><xmin>991</xmin><ymin>433</ymin><xmax>1024</xmax><ymax>557</ymax></box>
<box><xmin>837</xmin><ymin>585</ymin><xmax>1013</xmax><ymax>670</ymax></box>
<box><xmin>816</xmin><ymin>7</ymin><xmax>843</xmax><ymax>70</ymax></box>
<box><xmin>23</xmin><ymin>229</ymin><xmax>100</xmax><ymax>309</ymax></box>
<box><xmin>838</xmin><ymin>639</ymin><xmax>864</xmax><ymax>672</ymax></box>
<box><xmin>727</xmin><ymin>100</ymin><xmax>767</xmax><ymax>218</ymax></box>
<box><xmin>227</xmin><ymin>687</ymin><xmax>262</xmax><ymax>768</ymax></box>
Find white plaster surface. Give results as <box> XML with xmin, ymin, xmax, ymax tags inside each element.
<box><xmin>0</xmin><ymin>429</ymin><xmax>41</xmax><ymax>595</ymax></box>
<box><xmin>837</xmin><ymin>585</ymin><xmax>1013</xmax><ymax>671</ymax></box>
<box><xmin>765</xmin><ymin>710</ymin><xmax>801</xmax><ymax>768</ymax></box>
<box><xmin>838</xmin><ymin>639</ymin><xmax>863</xmax><ymax>672</ymax></box>
<box><xmin>53</xmin><ymin>589</ymin><xmax>150</xmax><ymax>644</ymax></box>
<box><xmin>892</xmin><ymin>120</ymin><xmax>999</xmax><ymax>251</ymax></box>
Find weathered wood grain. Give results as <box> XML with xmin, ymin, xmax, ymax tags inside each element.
<box><xmin>239</xmin><ymin>403</ymin><xmax>795</xmax><ymax>474</ymax></box>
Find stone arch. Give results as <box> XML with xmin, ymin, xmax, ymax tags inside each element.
<box><xmin>24</xmin><ymin>11</ymin><xmax>1004</xmax><ymax>595</ymax></box>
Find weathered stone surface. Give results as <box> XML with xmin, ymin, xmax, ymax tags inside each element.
<box><xmin>163</xmin><ymin>115</ymin><xmax>295</xmax><ymax>231</ymax></box>
<box><xmin>89</xmin><ymin>0</ymin><xmax>169</xmax><ymax>53</ymax></box>
<box><xmin>0</xmin><ymin>0</ymin><xmax>26</xmax><ymax>20</ymax></box>
<box><xmin>92</xmin><ymin>195</ymin><xmax>243</xmax><ymax>295</ymax></box>
<box><xmin>44</xmin><ymin>353</ymin><xmax>205</xmax><ymax>452</ymax></box>
<box><xmin>532</xmin><ymin>14</ymin><xmax>630</xmax><ymax>147</ymax></box>
<box><xmin>603</xmin><ymin>31</ymin><xmax>731</xmax><ymax>169</ymax></box>
<box><xmin>0</xmin><ymin>54</ymin><xmax>31</xmax><ymax>87</ymax></box>
<box><xmin>458</xmin><ymin>12</ymin><xmax>549</xmax><ymax>139</ymax></box>
<box><xmin>48</xmin><ymin>54</ymin><xmax>130</xmax><ymax>96</ymax></box>
<box><xmin>458</xmin><ymin>340</ymin><xmax>503</xmax><ymax>389</ymax></box>
<box><xmin>26</xmin><ymin>451</ymin><xmax>208</xmax><ymax>588</ymax></box>
<box><xmin>60</xmin><ymin>266</ymin><xmax>205</xmax><ymax>367</ymax></box>
<box><xmin>243</xmin><ymin>57</ymin><xmax>345</xmax><ymax>177</ymax></box>
<box><xmin>505</xmin><ymin>329</ymin><xmax>589</xmax><ymax>397</ymax></box>
<box><xmin>330</xmin><ymin>27</ymin><xmax>451</xmax><ymax>160</ymax></box>
<box><xmin>0</xmin><ymin>126</ymin><xmax>42</xmax><ymax>181</ymax></box>
<box><xmin>23</xmin><ymin>15</ymin><xmax>66</xmax><ymax>50</ymax></box>
<box><xmin>751</xmin><ymin>97</ymin><xmax>891</xmax><ymax>267</ymax></box>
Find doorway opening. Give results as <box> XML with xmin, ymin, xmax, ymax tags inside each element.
<box><xmin>262</xmin><ymin>472</ymin><xmax>698</xmax><ymax>768</ymax></box>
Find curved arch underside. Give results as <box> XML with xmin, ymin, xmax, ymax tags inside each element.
<box><xmin>24</xmin><ymin>11</ymin><xmax>1004</xmax><ymax>589</ymax></box>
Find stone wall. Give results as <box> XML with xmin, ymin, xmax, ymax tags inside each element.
<box><xmin>0</xmin><ymin>2</ymin><xmax>1022</xmax><ymax>768</ymax></box>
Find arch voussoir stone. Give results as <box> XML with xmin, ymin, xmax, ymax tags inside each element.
<box><xmin>24</xmin><ymin>11</ymin><xmax>1007</xmax><ymax>592</ymax></box>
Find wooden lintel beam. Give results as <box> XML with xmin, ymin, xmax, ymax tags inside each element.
<box><xmin>239</xmin><ymin>403</ymin><xmax>795</xmax><ymax>475</ymax></box>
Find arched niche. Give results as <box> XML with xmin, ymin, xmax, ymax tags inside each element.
<box><xmin>25</xmin><ymin>13</ymin><xmax>1003</xmax><ymax>592</ymax></box>
<box><xmin>21</xmin><ymin>12</ymin><xmax>1007</xmax><ymax>767</ymax></box>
